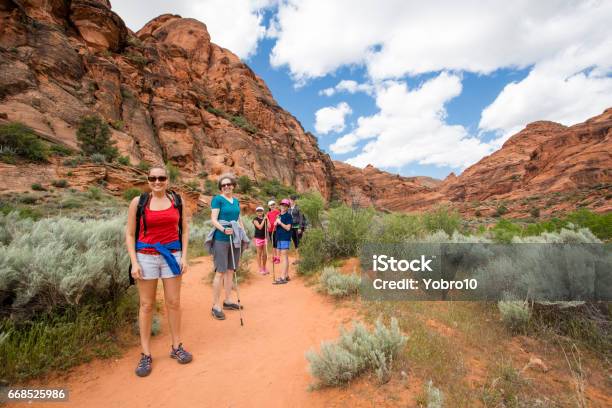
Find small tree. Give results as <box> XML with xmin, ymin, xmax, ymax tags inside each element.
<box><xmin>76</xmin><ymin>116</ymin><xmax>118</xmax><ymax>161</ymax></box>
<box><xmin>237</xmin><ymin>175</ymin><xmax>253</xmax><ymax>194</ymax></box>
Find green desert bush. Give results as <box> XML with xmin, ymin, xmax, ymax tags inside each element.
<box><xmin>0</xmin><ymin>122</ymin><xmax>48</xmax><ymax>162</ymax></box>
<box><xmin>31</xmin><ymin>183</ymin><xmax>46</xmax><ymax>191</ymax></box>
<box><xmin>369</xmin><ymin>212</ymin><xmax>424</xmax><ymax>243</ymax></box>
<box><xmin>117</xmin><ymin>155</ymin><xmax>130</xmax><ymax>166</ymax></box>
<box><xmin>204</xmin><ymin>179</ymin><xmax>218</xmax><ymax>195</ymax></box>
<box><xmin>62</xmin><ymin>155</ymin><xmax>86</xmax><ymax>167</ymax></box>
<box><xmin>110</xmin><ymin>120</ymin><xmax>124</xmax><ymax>131</ymax></box>
<box><xmin>236</xmin><ymin>175</ymin><xmax>253</xmax><ymax>194</ymax></box>
<box><xmin>87</xmin><ymin>186</ymin><xmax>102</xmax><ymax>200</ymax></box>
<box><xmin>319</xmin><ymin>266</ymin><xmax>360</xmax><ymax>298</ymax></box>
<box><xmin>19</xmin><ymin>194</ymin><xmax>38</xmax><ymax>205</ymax></box>
<box><xmin>229</xmin><ymin>115</ymin><xmax>258</xmax><ymax>133</ymax></box>
<box><xmin>76</xmin><ymin>116</ymin><xmax>118</xmax><ymax>161</ymax></box>
<box><xmin>491</xmin><ymin>219</ymin><xmax>523</xmax><ymax>243</ymax></box>
<box><xmin>166</xmin><ymin>162</ymin><xmax>180</xmax><ymax>182</ymax></box>
<box><xmin>306</xmin><ymin>318</ymin><xmax>407</xmax><ymax>387</ymax></box>
<box><xmin>51</xmin><ymin>179</ymin><xmax>68</xmax><ymax>188</ymax></box>
<box><xmin>49</xmin><ymin>144</ymin><xmax>73</xmax><ymax>157</ymax></box>
<box><xmin>0</xmin><ymin>289</ymin><xmax>137</xmax><ymax>382</ymax></box>
<box><xmin>137</xmin><ymin>161</ymin><xmax>151</xmax><ymax>172</ymax></box>
<box><xmin>324</xmin><ymin>206</ymin><xmax>374</xmax><ymax>258</ymax></box>
<box><xmin>498</xmin><ymin>300</ymin><xmax>531</xmax><ymax>333</ymax></box>
<box><xmin>422</xmin><ymin>205</ymin><xmax>461</xmax><ymax>235</ymax></box>
<box><xmin>258</xmin><ymin>178</ymin><xmax>296</xmax><ymax>199</ymax></box>
<box><xmin>123</xmin><ymin>188</ymin><xmax>141</xmax><ymax>201</ymax></box>
<box><xmin>565</xmin><ymin>209</ymin><xmax>611</xmax><ymax>241</ymax></box>
<box><xmin>297</xmin><ymin>228</ymin><xmax>326</xmax><ymax>275</ymax></box>
<box><xmin>495</xmin><ymin>204</ymin><xmax>509</xmax><ymax>217</ymax></box>
<box><xmin>299</xmin><ymin>191</ymin><xmax>325</xmax><ymax>228</ymax></box>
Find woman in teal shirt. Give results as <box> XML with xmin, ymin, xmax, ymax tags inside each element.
<box><xmin>210</xmin><ymin>173</ymin><xmax>245</xmax><ymax>320</ymax></box>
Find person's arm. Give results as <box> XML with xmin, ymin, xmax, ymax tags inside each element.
<box><xmin>275</xmin><ymin>214</ymin><xmax>292</xmax><ymax>231</ymax></box>
<box><xmin>125</xmin><ymin>197</ymin><xmax>142</xmax><ymax>279</ymax></box>
<box><xmin>253</xmin><ymin>218</ymin><xmax>264</xmax><ymax>229</ymax></box>
<box><xmin>180</xmin><ymin>197</ymin><xmax>190</xmax><ymax>273</ymax></box>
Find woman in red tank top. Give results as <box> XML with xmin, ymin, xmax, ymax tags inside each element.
<box><xmin>125</xmin><ymin>166</ymin><xmax>192</xmax><ymax>377</ymax></box>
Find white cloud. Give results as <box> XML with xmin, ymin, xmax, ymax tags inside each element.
<box><xmin>112</xmin><ymin>0</ymin><xmax>275</xmax><ymax>58</ymax></box>
<box><xmin>270</xmin><ymin>0</ymin><xmax>612</xmax><ymax>80</ymax></box>
<box><xmin>332</xmin><ymin>73</ymin><xmax>494</xmax><ymax>169</ymax></box>
<box><xmin>314</xmin><ymin>102</ymin><xmax>352</xmax><ymax>134</ymax></box>
<box><xmin>479</xmin><ymin>42</ymin><xmax>612</xmax><ymax>141</ymax></box>
<box><xmin>319</xmin><ymin>80</ymin><xmax>374</xmax><ymax>96</ymax></box>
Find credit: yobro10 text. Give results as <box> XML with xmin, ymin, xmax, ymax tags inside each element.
<box><xmin>370</xmin><ymin>254</ymin><xmax>478</xmax><ymax>291</ymax></box>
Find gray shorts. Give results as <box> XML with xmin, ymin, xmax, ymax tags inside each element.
<box><xmin>136</xmin><ymin>251</ymin><xmax>182</xmax><ymax>280</ymax></box>
<box><xmin>213</xmin><ymin>240</ymin><xmax>241</xmax><ymax>273</ymax></box>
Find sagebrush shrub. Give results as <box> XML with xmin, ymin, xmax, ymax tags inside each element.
<box><xmin>0</xmin><ymin>214</ymin><xmax>129</xmax><ymax>319</ymax></box>
<box><xmin>306</xmin><ymin>318</ymin><xmax>407</xmax><ymax>387</ymax></box>
<box><xmin>91</xmin><ymin>153</ymin><xmax>106</xmax><ymax>163</ymax></box>
<box><xmin>425</xmin><ymin>380</ymin><xmax>445</xmax><ymax>408</ymax></box>
<box><xmin>319</xmin><ymin>266</ymin><xmax>360</xmax><ymax>298</ymax></box>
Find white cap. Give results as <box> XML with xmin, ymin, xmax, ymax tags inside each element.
<box><xmin>267</xmin><ymin>200</ymin><xmax>276</xmax><ymax>206</ymax></box>
<box><xmin>256</xmin><ymin>206</ymin><xmax>264</xmax><ymax>211</ymax></box>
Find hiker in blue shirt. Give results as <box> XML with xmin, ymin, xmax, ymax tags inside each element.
<box><xmin>273</xmin><ymin>198</ymin><xmax>293</xmax><ymax>284</ymax></box>
<box><xmin>210</xmin><ymin>173</ymin><xmax>246</xmax><ymax>320</ymax></box>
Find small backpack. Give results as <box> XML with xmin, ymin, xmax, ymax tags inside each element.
<box><xmin>127</xmin><ymin>190</ymin><xmax>183</xmax><ymax>285</ymax></box>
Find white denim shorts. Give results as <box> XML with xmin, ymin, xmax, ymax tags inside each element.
<box><xmin>136</xmin><ymin>251</ymin><xmax>182</xmax><ymax>280</ymax></box>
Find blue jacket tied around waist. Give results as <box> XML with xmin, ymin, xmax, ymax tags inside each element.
<box><xmin>136</xmin><ymin>240</ymin><xmax>182</xmax><ymax>276</ymax></box>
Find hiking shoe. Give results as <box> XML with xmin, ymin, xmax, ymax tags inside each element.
<box><xmin>170</xmin><ymin>343</ymin><xmax>192</xmax><ymax>364</ymax></box>
<box><xmin>285</xmin><ymin>276</ymin><xmax>291</xmax><ymax>282</ymax></box>
<box><xmin>135</xmin><ymin>353</ymin><xmax>152</xmax><ymax>377</ymax></box>
<box><xmin>223</xmin><ymin>301</ymin><xmax>244</xmax><ymax>310</ymax></box>
<box><xmin>272</xmin><ymin>278</ymin><xmax>287</xmax><ymax>285</ymax></box>
<box><xmin>211</xmin><ymin>307</ymin><xmax>226</xmax><ymax>320</ymax></box>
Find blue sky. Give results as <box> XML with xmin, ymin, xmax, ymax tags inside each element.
<box><xmin>114</xmin><ymin>0</ymin><xmax>612</xmax><ymax>180</ymax></box>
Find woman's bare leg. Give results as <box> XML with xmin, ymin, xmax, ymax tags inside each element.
<box><xmin>213</xmin><ymin>272</ymin><xmax>224</xmax><ymax>310</ymax></box>
<box><xmin>161</xmin><ymin>275</ymin><xmax>182</xmax><ymax>349</ymax></box>
<box><xmin>137</xmin><ymin>278</ymin><xmax>158</xmax><ymax>355</ymax></box>
<box><xmin>224</xmin><ymin>269</ymin><xmax>235</xmax><ymax>302</ymax></box>
<box><xmin>281</xmin><ymin>249</ymin><xmax>289</xmax><ymax>279</ymax></box>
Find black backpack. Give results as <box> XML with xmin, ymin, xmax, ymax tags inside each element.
<box><xmin>128</xmin><ymin>190</ymin><xmax>183</xmax><ymax>285</ymax></box>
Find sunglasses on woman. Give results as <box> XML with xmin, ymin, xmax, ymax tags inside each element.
<box><xmin>148</xmin><ymin>176</ymin><xmax>168</xmax><ymax>182</ymax></box>
<box><xmin>221</xmin><ymin>183</ymin><xmax>235</xmax><ymax>188</ymax></box>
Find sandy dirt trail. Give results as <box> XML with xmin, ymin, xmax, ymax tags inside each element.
<box><xmin>13</xmin><ymin>255</ymin><xmax>356</xmax><ymax>408</ymax></box>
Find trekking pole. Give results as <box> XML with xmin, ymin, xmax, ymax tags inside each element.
<box><xmin>228</xmin><ymin>233</ymin><xmax>244</xmax><ymax>327</ymax></box>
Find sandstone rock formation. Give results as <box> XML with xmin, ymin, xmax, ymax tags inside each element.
<box><xmin>0</xmin><ymin>0</ymin><xmax>334</xmax><ymax>202</ymax></box>
<box><xmin>0</xmin><ymin>1</ymin><xmax>609</xmax><ymax>218</ymax></box>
